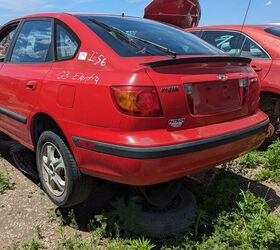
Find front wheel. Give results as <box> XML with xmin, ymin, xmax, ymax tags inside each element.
<box><xmin>36</xmin><ymin>131</ymin><xmax>93</xmax><ymax>207</ymax></box>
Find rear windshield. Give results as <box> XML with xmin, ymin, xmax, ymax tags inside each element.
<box><xmin>77</xmin><ymin>15</ymin><xmax>223</xmax><ymax>57</ymax></box>
<box><xmin>265</xmin><ymin>27</ymin><xmax>280</xmax><ymax>38</ymax></box>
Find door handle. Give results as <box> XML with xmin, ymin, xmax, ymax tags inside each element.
<box><xmin>26</xmin><ymin>81</ymin><xmax>37</xmax><ymax>91</ymax></box>
<box><xmin>252</xmin><ymin>65</ymin><xmax>262</xmax><ymax>72</ymax></box>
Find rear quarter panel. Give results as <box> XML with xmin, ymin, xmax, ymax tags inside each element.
<box><xmin>33</xmin><ymin>14</ymin><xmax>165</xmax><ymax>135</ymax></box>
<box><xmin>261</xmin><ymin>59</ymin><xmax>280</xmax><ymax>95</ymax></box>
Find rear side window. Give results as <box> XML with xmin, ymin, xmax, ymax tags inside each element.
<box><xmin>265</xmin><ymin>27</ymin><xmax>280</xmax><ymax>38</ymax></box>
<box><xmin>56</xmin><ymin>23</ymin><xmax>79</xmax><ymax>61</ymax></box>
<box><xmin>10</xmin><ymin>20</ymin><xmax>52</xmax><ymax>63</ymax></box>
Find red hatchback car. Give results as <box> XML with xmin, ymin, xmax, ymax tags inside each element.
<box><xmin>188</xmin><ymin>25</ymin><xmax>280</xmax><ymax>136</ymax></box>
<box><xmin>0</xmin><ymin>13</ymin><xmax>269</xmax><ymax>207</ymax></box>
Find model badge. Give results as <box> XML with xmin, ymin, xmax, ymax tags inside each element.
<box><xmin>168</xmin><ymin>118</ymin><xmax>186</xmax><ymax>128</ymax></box>
<box><xmin>218</xmin><ymin>74</ymin><xmax>228</xmax><ymax>81</ymax></box>
<box><xmin>161</xmin><ymin>86</ymin><xmax>179</xmax><ymax>93</ymax></box>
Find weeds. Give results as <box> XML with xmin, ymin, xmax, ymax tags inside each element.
<box><xmin>238</xmin><ymin>140</ymin><xmax>280</xmax><ymax>183</ymax></box>
<box><xmin>54</xmin><ymin>232</ymin><xmax>155</xmax><ymax>250</ymax></box>
<box><xmin>8</xmin><ymin>238</ymin><xmax>43</xmax><ymax>250</ymax></box>
<box><xmin>0</xmin><ymin>170</ymin><xmax>13</xmax><ymax>193</ymax></box>
<box><xmin>265</xmin><ymin>139</ymin><xmax>280</xmax><ymax>169</ymax></box>
<box><xmin>7</xmin><ymin>147</ymin><xmax>280</xmax><ymax>250</ymax></box>
<box><xmin>9</xmin><ymin>171</ymin><xmax>280</xmax><ymax>249</ymax></box>
<box><xmin>239</xmin><ymin>151</ymin><xmax>265</xmax><ymax>168</ymax></box>
<box><xmin>89</xmin><ymin>198</ymin><xmax>142</xmax><ymax>238</ymax></box>
<box><xmin>255</xmin><ymin>140</ymin><xmax>280</xmax><ymax>182</ymax></box>
<box><xmin>175</xmin><ymin>171</ymin><xmax>280</xmax><ymax>250</ymax></box>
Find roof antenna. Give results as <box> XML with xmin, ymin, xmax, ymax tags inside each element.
<box><xmin>235</xmin><ymin>0</ymin><xmax>252</xmax><ymax>57</ymax></box>
<box><xmin>122</xmin><ymin>13</ymin><xmax>125</xmax><ymax>17</ymax></box>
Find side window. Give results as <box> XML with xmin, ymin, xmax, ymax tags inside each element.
<box><xmin>201</xmin><ymin>31</ymin><xmax>245</xmax><ymax>56</ymax></box>
<box><xmin>56</xmin><ymin>23</ymin><xmax>79</xmax><ymax>61</ymax></box>
<box><xmin>0</xmin><ymin>25</ymin><xmax>18</xmax><ymax>62</ymax></box>
<box><xmin>10</xmin><ymin>20</ymin><xmax>52</xmax><ymax>63</ymax></box>
<box><xmin>240</xmin><ymin>38</ymin><xmax>270</xmax><ymax>59</ymax></box>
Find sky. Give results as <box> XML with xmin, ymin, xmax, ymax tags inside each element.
<box><xmin>0</xmin><ymin>0</ymin><xmax>279</xmax><ymax>26</ymax></box>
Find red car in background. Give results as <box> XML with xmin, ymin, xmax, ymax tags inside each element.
<box><xmin>144</xmin><ymin>0</ymin><xmax>201</xmax><ymax>28</ymax></box>
<box><xmin>188</xmin><ymin>25</ymin><xmax>280</xmax><ymax>136</ymax></box>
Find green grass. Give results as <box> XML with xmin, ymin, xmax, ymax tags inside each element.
<box><xmin>239</xmin><ymin>151</ymin><xmax>266</xmax><ymax>169</ymax></box>
<box><xmin>6</xmin><ymin>138</ymin><xmax>280</xmax><ymax>249</ymax></box>
<box><xmin>238</xmin><ymin>139</ymin><xmax>280</xmax><ymax>183</ymax></box>
<box><xmin>10</xmin><ymin>169</ymin><xmax>280</xmax><ymax>250</ymax></box>
<box><xmin>256</xmin><ymin>139</ymin><xmax>280</xmax><ymax>182</ymax></box>
<box><xmin>0</xmin><ymin>170</ymin><xmax>13</xmax><ymax>193</ymax></box>
<box><xmin>8</xmin><ymin>239</ymin><xmax>43</xmax><ymax>250</ymax></box>
<box><xmin>54</xmin><ymin>233</ymin><xmax>155</xmax><ymax>250</ymax></box>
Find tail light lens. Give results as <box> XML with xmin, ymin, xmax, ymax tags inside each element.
<box><xmin>111</xmin><ymin>86</ymin><xmax>163</xmax><ymax>117</ymax></box>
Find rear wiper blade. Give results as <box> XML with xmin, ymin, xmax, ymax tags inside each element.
<box><xmin>90</xmin><ymin>18</ymin><xmax>153</xmax><ymax>55</ymax></box>
<box><xmin>90</xmin><ymin>18</ymin><xmax>176</xmax><ymax>58</ymax></box>
<box><xmin>132</xmin><ymin>36</ymin><xmax>177</xmax><ymax>59</ymax></box>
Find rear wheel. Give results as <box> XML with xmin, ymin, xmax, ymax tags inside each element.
<box><xmin>36</xmin><ymin>131</ymin><xmax>93</xmax><ymax>207</ymax></box>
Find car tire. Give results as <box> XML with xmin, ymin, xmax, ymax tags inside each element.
<box><xmin>0</xmin><ymin>132</ymin><xmax>11</xmax><ymax>141</ymax></box>
<box><xmin>36</xmin><ymin>130</ymin><xmax>93</xmax><ymax>207</ymax></box>
<box><xmin>135</xmin><ymin>189</ymin><xmax>197</xmax><ymax>238</ymax></box>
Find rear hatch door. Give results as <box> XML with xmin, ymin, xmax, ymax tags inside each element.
<box><xmin>143</xmin><ymin>56</ymin><xmax>258</xmax><ymax>130</ymax></box>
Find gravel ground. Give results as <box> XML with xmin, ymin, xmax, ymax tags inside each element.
<box><xmin>0</xmin><ymin>157</ymin><xmax>90</xmax><ymax>250</ymax></box>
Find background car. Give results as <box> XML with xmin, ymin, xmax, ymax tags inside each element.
<box><xmin>188</xmin><ymin>25</ymin><xmax>280</xmax><ymax>138</ymax></box>
<box><xmin>144</xmin><ymin>0</ymin><xmax>201</xmax><ymax>28</ymax></box>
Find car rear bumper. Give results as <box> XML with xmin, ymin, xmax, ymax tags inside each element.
<box><xmin>73</xmin><ymin>119</ymin><xmax>268</xmax><ymax>160</ymax></box>
<box><xmin>65</xmin><ymin>111</ymin><xmax>269</xmax><ymax>185</ymax></box>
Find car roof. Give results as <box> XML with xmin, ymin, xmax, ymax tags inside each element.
<box><xmin>17</xmin><ymin>12</ymin><xmax>137</xmax><ymax>20</ymax></box>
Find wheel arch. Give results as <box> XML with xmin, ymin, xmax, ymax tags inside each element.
<box><xmin>31</xmin><ymin>112</ymin><xmax>67</xmax><ymax>148</ymax></box>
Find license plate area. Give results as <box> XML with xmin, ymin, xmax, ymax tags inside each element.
<box><xmin>185</xmin><ymin>80</ymin><xmax>241</xmax><ymax>115</ymax></box>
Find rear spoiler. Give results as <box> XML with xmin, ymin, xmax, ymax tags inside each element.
<box><xmin>141</xmin><ymin>56</ymin><xmax>252</xmax><ymax>67</ymax></box>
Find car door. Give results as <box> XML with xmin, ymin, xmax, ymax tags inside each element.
<box><xmin>239</xmin><ymin>36</ymin><xmax>272</xmax><ymax>81</ymax></box>
<box><xmin>0</xmin><ymin>19</ymin><xmax>53</xmax><ymax>144</ymax></box>
<box><xmin>0</xmin><ymin>22</ymin><xmax>20</xmax><ymax>125</ymax></box>
<box><xmin>198</xmin><ymin>30</ymin><xmax>272</xmax><ymax>81</ymax></box>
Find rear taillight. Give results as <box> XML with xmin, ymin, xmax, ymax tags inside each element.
<box><xmin>111</xmin><ymin>86</ymin><xmax>163</xmax><ymax>117</ymax></box>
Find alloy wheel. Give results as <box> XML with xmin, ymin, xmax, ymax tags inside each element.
<box><xmin>40</xmin><ymin>142</ymin><xmax>66</xmax><ymax>197</ymax></box>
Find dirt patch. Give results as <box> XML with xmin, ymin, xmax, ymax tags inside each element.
<box><xmin>0</xmin><ymin>158</ymin><xmax>88</xmax><ymax>249</ymax></box>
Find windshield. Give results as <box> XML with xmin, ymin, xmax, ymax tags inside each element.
<box><xmin>265</xmin><ymin>27</ymin><xmax>280</xmax><ymax>38</ymax></box>
<box><xmin>77</xmin><ymin>15</ymin><xmax>223</xmax><ymax>57</ymax></box>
